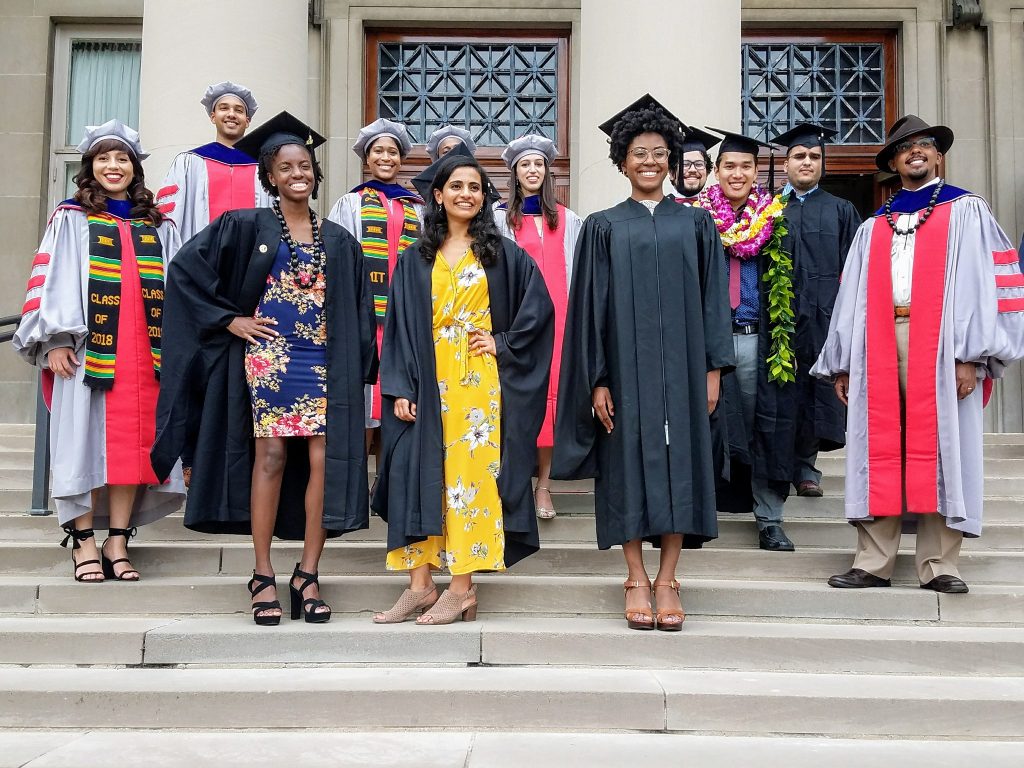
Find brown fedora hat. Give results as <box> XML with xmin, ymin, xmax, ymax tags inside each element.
<box><xmin>875</xmin><ymin>114</ymin><xmax>954</xmax><ymax>172</ymax></box>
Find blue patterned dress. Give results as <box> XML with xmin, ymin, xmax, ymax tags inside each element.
<box><xmin>244</xmin><ymin>240</ymin><xmax>327</xmax><ymax>437</ymax></box>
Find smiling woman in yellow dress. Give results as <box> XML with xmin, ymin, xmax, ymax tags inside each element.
<box><xmin>371</xmin><ymin>154</ymin><xmax>554</xmax><ymax>625</ymax></box>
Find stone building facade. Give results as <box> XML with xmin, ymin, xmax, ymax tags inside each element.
<box><xmin>1</xmin><ymin>0</ymin><xmax>1022</xmax><ymax>429</ymax></box>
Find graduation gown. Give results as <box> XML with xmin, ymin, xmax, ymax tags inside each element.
<box><xmin>151</xmin><ymin>207</ymin><xmax>377</xmax><ymax>539</ymax></box>
<box><xmin>551</xmin><ymin>198</ymin><xmax>735</xmax><ymax>549</ymax></box>
<box><xmin>812</xmin><ymin>185</ymin><xmax>1024</xmax><ymax>536</ymax></box>
<box><xmin>13</xmin><ymin>202</ymin><xmax>185</xmax><ymax>528</ymax></box>
<box><xmin>775</xmin><ymin>188</ymin><xmax>860</xmax><ymax>451</ymax></box>
<box><xmin>156</xmin><ymin>143</ymin><xmax>270</xmax><ymax>244</ymax></box>
<box><xmin>372</xmin><ymin>237</ymin><xmax>554</xmax><ymax>567</ymax></box>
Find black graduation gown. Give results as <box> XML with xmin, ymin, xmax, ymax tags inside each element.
<box><xmin>371</xmin><ymin>237</ymin><xmax>554</xmax><ymax>567</ymax></box>
<box><xmin>716</xmin><ymin>188</ymin><xmax>860</xmax><ymax>511</ymax></box>
<box><xmin>151</xmin><ymin>208</ymin><xmax>377</xmax><ymax>539</ymax></box>
<box><xmin>551</xmin><ymin>198</ymin><xmax>735</xmax><ymax>549</ymax></box>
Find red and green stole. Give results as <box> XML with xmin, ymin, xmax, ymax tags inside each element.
<box><xmin>84</xmin><ymin>213</ymin><xmax>164</xmax><ymax>390</ymax></box>
<box><xmin>359</xmin><ymin>188</ymin><xmax>420</xmax><ymax>325</ymax></box>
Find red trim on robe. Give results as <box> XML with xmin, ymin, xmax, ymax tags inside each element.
<box><xmin>26</xmin><ymin>275</ymin><xmax>45</xmax><ymax>290</ymax></box>
<box><xmin>865</xmin><ymin>219</ymin><xmax>903</xmax><ymax>516</ymax></box>
<box><xmin>995</xmin><ymin>273</ymin><xmax>1024</xmax><ymax>289</ymax></box>
<box><xmin>157</xmin><ymin>202</ymin><xmax>176</xmax><ymax>214</ymax></box>
<box><xmin>204</xmin><ymin>159</ymin><xmax>258</xmax><ymax>223</ymax></box>
<box><xmin>103</xmin><ymin>219</ymin><xmax>159</xmax><ymax>486</ymax></box>
<box><xmin>32</xmin><ymin>252</ymin><xmax>51</xmax><ymax>268</ymax></box>
<box><xmin>513</xmin><ymin>205</ymin><xmax>569</xmax><ymax>447</ymax></box>
<box><xmin>368</xmin><ymin>191</ymin><xmax>405</xmax><ymax>422</ymax></box>
<box><xmin>156</xmin><ymin>184</ymin><xmax>178</xmax><ymax>199</ymax></box>
<box><xmin>993</xmin><ymin>249</ymin><xmax>1019</xmax><ymax>265</ymax></box>
<box><xmin>999</xmin><ymin>297</ymin><xmax>1024</xmax><ymax>313</ymax></box>
<box><xmin>21</xmin><ymin>297</ymin><xmax>41</xmax><ymax>315</ymax></box>
<box><xmin>903</xmin><ymin>203</ymin><xmax>950</xmax><ymax>513</ymax></box>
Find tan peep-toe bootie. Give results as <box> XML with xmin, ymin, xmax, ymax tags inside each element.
<box><xmin>373</xmin><ymin>585</ymin><xmax>439</xmax><ymax>624</ymax></box>
<box><xmin>416</xmin><ymin>586</ymin><xmax>477</xmax><ymax>625</ymax></box>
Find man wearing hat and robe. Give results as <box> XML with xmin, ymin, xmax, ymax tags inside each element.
<box><xmin>697</xmin><ymin>127</ymin><xmax>797</xmax><ymax>551</ymax></box>
<box><xmin>813</xmin><ymin>115</ymin><xmax>1024</xmax><ymax>592</ymax></box>
<box><xmin>670</xmin><ymin>126</ymin><xmax>720</xmax><ymax>205</ymax></box>
<box><xmin>328</xmin><ymin>118</ymin><xmax>423</xmax><ymax>447</ymax></box>
<box><xmin>770</xmin><ymin>123</ymin><xmax>862</xmax><ymax>499</ymax></box>
<box><xmin>425</xmin><ymin>125</ymin><xmax>477</xmax><ymax>162</ymax></box>
<box><xmin>156</xmin><ymin>81</ymin><xmax>269</xmax><ymax>244</ymax></box>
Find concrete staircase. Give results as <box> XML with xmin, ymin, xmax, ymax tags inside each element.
<box><xmin>0</xmin><ymin>422</ymin><xmax>1022</xmax><ymax>766</ymax></box>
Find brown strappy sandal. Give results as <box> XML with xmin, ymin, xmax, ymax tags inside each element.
<box><xmin>623</xmin><ymin>579</ymin><xmax>655</xmax><ymax>630</ymax></box>
<box><xmin>653</xmin><ymin>579</ymin><xmax>685</xmax><ymax>632</ymax></box>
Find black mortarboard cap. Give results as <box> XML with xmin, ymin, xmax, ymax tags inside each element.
<box><xmin>234</xmin><ymin>110</ymin><xmax>326</xmax><ymax>159</ymax></box>
<box><xmin>598</xmin><ymin>93</ymin><xmax>687</xmax><ymax>137</ymax></box>
<box><xmin>706</xmin><ymin>126</ymin><xmax>780</xmax><ymax>192</ymax></box>
<box><xmin>410</xmin><ymin>142</ymin><xmax>500</xmax><ymax>204</ymax></box>
<box><xmin>770</xmin><ymin>122</ymin><xmax>838</xmax><ymax>151</ymax></box>
<box><xmin>680</xmin><ymin>126</ymin><xmax>722</xmax><ymax>155</ymax></box>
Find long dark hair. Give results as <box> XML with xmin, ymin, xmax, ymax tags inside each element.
<box><xmin>506</xmin><ymin>157</ymin><xmax>559</xmax><ymax>232</ymax></box>
<box><xmin>419</xmin><ymin>155</ymin><xmax>502</xmax><ymax>267</ymax></box>
<box><xmin>73</xmin><ymin>139</ymin><xmax>162</xmax><ymax>225</ymax></box>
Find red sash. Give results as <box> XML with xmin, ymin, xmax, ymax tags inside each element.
<box><xmin>865</xmin><ymin>203</ymin><xmax>951</xmax><ymax>515</ymax></box>
<box><xmin>514</xmin><ymin>206</ymin><xmax>568</xmax><ymax>446</ymax></box>
<box><xmin>204</xmin><ymin>159</ymin><xmax>258</xmax><ymax>221</ymax></box>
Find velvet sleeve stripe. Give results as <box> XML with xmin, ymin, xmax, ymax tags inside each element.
<box><xmin>31</xmin><ymin>252</ymin><xmax>51</xmax><ymax>268</ymax></box>
<box><xmin>993</xmin><ymin>249</ymin><xmax>1018</xmax><ymax>265</ymax></box>
<box><xmin>998</xmin><ymin>297</ymin><xmax>1024</xmax><ymax>313</ymax></box>
<box><xmin>21</xmin><ymin>297</ymin><xmax>41</xmax><ymax>315</ymax></box>
<box><xmin>156</xmin><ymin>185</ymin><xmax>178</xmax><ymax>199</ymax></box>
<box><xmin>996</xmin><ymin>273</ymin><xmax>1024</xmax><ymax>288</ymax></box>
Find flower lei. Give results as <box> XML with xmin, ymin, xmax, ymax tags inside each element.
<box><xmin>695</xmin><ymin>184</ymin><xmax>796</xmax><ymax>384</ymax></box>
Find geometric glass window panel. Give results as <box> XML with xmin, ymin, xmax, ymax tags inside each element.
<box><xmin>66</xmin><ymin>40</ymin><xmax>142</xmax><ymax>146</ymax></box>
<box><xmin>741</xmin><ymin>43</ymin><xmax>886</xmax><ymax>145</ymax></box>
<box><xmin>377</xmin><ymin>42</ymin><xmax>559</xmax><ymax>147</ymax></box>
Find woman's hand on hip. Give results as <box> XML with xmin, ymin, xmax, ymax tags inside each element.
<box><xmin>227</xmin><ymin>316</ymin><xmax>278</xmax><ymax>343</ymax></box>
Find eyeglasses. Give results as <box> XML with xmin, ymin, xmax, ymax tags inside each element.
<box><xmin>629</xmin><ymin>147</ymin><xmax>670</xmax><ymax>162</ymax></box>
<box><xmin>681</xmin><ymin>160</ymin><xmax>707</xmax><ymax>171</ymax></box>
<box><xmin>893</xmin><ymin>136</ymin><xmax>937</xmax><ymax>154</ymax></box>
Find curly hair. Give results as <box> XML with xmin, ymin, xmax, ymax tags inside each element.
<box><xmin>73</xmin><ymin>139</ymin><xmax>162</xmax><ymax>225</ymax></box>
<box><xmin>419</xmin><ymin>155</ymin><xmax>503</xmax><ymax>267</ymax></box>
<box><xmin>607</xmin><ymin>107</ymin><xmax>685</xmax><ymax>172</ymax></box>
<box><xmin>257</xmin><ymin>142</ymin><xmax>324</xmax><ymax>200</ymax></box>
<box><xmin>506</xmin><ymin>157</ymin><xmax>559</xmax><ymax>232</ymax></box>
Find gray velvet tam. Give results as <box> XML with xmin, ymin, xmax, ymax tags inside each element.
<box><xmin>75</xmin><ymin>119</ymin><xmax>148</xmax><ymax>160</ymax></box>
<box><xmin>501</xmin><ymin>134</ymin><xmax>557</xmax><ymax>169</ymax></box>
<box><xmin>200</xmin><ymin>81</ymin><xmax>258</xmax><ymax>117</ymax></box>
<box><xmin>425</xmin><ymin>125</ymin><xmax>476</xmax><ymax>161</ymax></box>
<box><xmin>352</xmin><ymin>118</ymin><xmax>414</xmax><ymax>160</ymax></box>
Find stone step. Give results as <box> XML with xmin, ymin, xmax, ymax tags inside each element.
<box><xmin>2</xmin><ymin>731</ymin><xmax>1020</xmax><ymax>768</ymax></box>
<box><xmin>4</xmin><ymin>575</ymin><xmax>1020</xmax><ymax>624</ymax></box>
<box><xmin>1</xmin><ymin>666</ymin><xmax>1022</xmax><ymax>737</ymax></box>
<box><xmin>3</xmin><ymin>512</ymin><xmax>1022</xmax><ymax>550</ymax></box>
<box><xmin>815</xmin><ymin>454</ymin><xmax>1024</xmax><ymax>474</ymax></box>
<box><xmin>5</xmin><ymin>540</ymin><xmax>1021</xmax><ymax>584</ymax></box>
<box><xmin>2</xmin><ymin>615</ymin><xmax>1021</xmax><ymax>675</ymax></box>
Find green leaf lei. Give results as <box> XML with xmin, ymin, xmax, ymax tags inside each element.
<box><xmin>762</xmin><ymin>200</ymin><xmax>795</xmax><ymax>385</ymax></box>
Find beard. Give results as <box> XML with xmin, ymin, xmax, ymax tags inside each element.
<box><xmin>680</xmin><ymin>177</ymin><xmax>705</xmax><ymax>196</ymax></box>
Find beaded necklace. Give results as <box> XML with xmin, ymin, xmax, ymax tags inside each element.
<box><xmin>883</xmin><ymin>179</ymin><xmax>945</xmax><ymax>236</ymax></box>
<box><xmin>272</xmin><ymin>198</ymin><xmax>326</xmax><ymax>289</ymax></box>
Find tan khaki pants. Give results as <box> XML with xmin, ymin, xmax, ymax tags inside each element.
<box><xmin>851</xmin><ymin>317</ymin><xmax>963</xmax><ymax>583</ymax></box>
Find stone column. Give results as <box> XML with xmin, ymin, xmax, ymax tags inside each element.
<box><xmin>576</xmin><ymin>0</ymin><xmax>741</xmax><ymax>214</ymax></box>
<box><xmin>138</xmin><ymin>0</ymin><xmax>309</xmax><ymax>181</ymax></box>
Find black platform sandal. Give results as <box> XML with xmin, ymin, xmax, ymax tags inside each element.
<box><xmin>60</xmin><ymin>525</ymin><xmax>104</xmax><ymax>583</ymax></box>
<box><xmin>248</xmin><ymin>571</ymin><xmax>282</xmax><ymax>626</ymax></box>
<box><xmin>101</xmin><ymin>527</ymin><xmax>140</xmax><ymax>581</ymax></box>
<box><xmin>290</xmin><ymin>563</ymin><xmax>331</xmax><ymax>623</ymax></box>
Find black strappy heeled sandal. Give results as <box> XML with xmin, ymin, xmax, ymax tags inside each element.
<box><xmin>289</xmin><ymin>563</ymin><xmax>331</xmax><ymax>623</ymax></box>
<box><xmin>60</xmin><ymin>525</ymin><xmax>104</xmax><ymax>583</ymax></box>
<box><xmin>248</xmin><ymin>571</ymin><xmax>282</xmax><ymax>626</ymax></box>
<box><xmin>101</xmin><ymin>526</ymin><xmax>140</xmax><ymax>581</ymax></box>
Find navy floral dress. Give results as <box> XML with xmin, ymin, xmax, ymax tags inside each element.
<box><xmin>244</xmin><ymin>240</ymin><xmax>327</xmax><ymax>437</ymax></box>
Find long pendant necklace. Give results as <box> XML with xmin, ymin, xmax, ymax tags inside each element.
<box><xmin>272</xmin><ymin>198</ymin><xmax>326</xmax><ymax>289</ymax></box>
<box><xmin>884</xmin><ymin>179</ymin><xmax>945</xmax><ymax>236</ymax></box>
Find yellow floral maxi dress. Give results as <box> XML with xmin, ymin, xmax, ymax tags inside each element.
<box><xmin>385</xmin><ymin>249</ymin><xmax>505</xmax><ymax>574</ymax></box>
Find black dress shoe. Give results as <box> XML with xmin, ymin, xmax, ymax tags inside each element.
<box><xmin>920</xmin><ymin>575</ymin><xmax>969</xmax><ymax>593</ymax></box>
<box><xmin>827</xmin><ymin>568</ymin><xmax>891</xmax><ymax>589</ymax></box>
<box><xmin>758</xmin><ymin>525</ymin><xmax>795</xmax><ymax>552</ymax></box>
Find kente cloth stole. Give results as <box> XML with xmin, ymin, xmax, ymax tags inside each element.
<box><xmin>84</xmin><ymin>214</ymin><xmax>165</xmax><ymax>390</ymax></box>
<box><xmin>359</xmin><ymin>188</ymin><xmax>420</xmax><ymax>325</ymax></box>
<box><xmin>864</xmin><ymin>203</ymin><xmax>950</xmax><ymax>516</ymax></box>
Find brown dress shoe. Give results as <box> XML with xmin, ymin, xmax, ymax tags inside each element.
<box><xmin>920</xmin><ymin>575</ymin><xmax>969</xmax><ymax>593</ymax></box>
<box><xmin>827</xmin><ymin>568</ymin><xmax>891</xmax><ymax>589</ymax></box>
